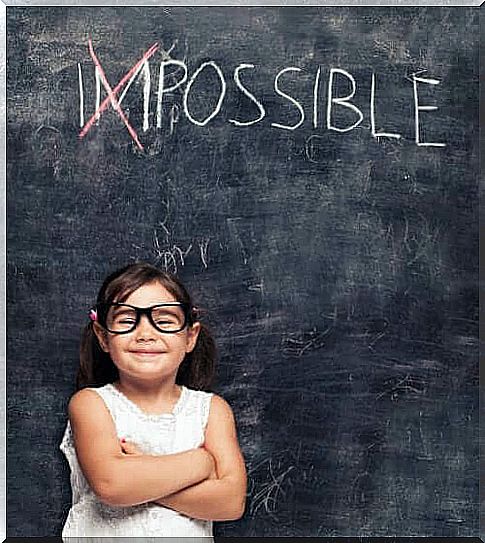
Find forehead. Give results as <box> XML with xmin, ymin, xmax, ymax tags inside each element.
<box><xmin>122</xmin><ymin>281</ymin><xmax>178</xmax><ymax>306</ymax></box>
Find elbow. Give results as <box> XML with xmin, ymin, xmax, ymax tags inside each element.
<box><xmin>222</xmin><ymin>479</ymin><xmax>247</xmax><ymax>521</ymax></box>
<box><xmin>230</xmin><ymin>503</ymin><xmax>246</xmax><ymax>521</ymax></box>
<box><xmin>90</xmin><ymin>472</ymin><xmax>129</xmax><ymax>508</ymax></box>
<box><xmin>220</xmin><ymin>495</ymin><xmax>246</xmax><ymax>521</ymax></box>
<box><xmin>92</xmin><ymin>478</ymin><xmax>121</xmax><ymax>507</ymax></box>
<box><xmin>222</xmin><ymin>505</ymin><xmax>245</xmax><ymax>521</ymax></box>
<box><xmin>95</xmin><ymin>486</ymin><xmax>132</xmax><ymax>508</ymax></box>
<box><xmin>96</xmin><ymin>483</ymin><xmax>136</xmax><ymax>508</ymax></box>
<box><xmin>234</xmin><ymin>496</ymin><xmax>247</xmax><ymax>519</ymax></box>
<box><xmin>233</xmin><ymin>481</ymin><xmax>247</xmax><ymax>519</ymax></box>
<box><xmin>89</xmin><ymin>458</ymin><xmax>137</xmax><ymax>507</ymax></box>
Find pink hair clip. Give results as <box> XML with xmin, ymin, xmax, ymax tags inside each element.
<box><xmin>89</xmin><ymin>309</ymin><xmax>98</xmax><ymax>322</ymax></box>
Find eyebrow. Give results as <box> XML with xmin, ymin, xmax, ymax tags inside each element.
<box><xmin>117</xmin><ymin>302</ymin><xmax>182</xmax><ymax>308</ymax></box>
<box><xmin>111</xmin><ymin>307</ymin><xmax>136</xmax><ymax>316</ymax></box>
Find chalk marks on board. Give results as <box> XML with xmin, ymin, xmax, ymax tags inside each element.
<box><xmin>33</xmin><ymin>125</ymin><xmax>63</xmax><ymax>176</ymax></box>
<box><xmin>150</xmin><ymin>236</ymin><xmax>213</xmax><ymax>273</ymax></box>
<box><xmin>282</xmin><ymin>326</ymin><xmax>332</xmax><ymax>358</ymax></box>
<box><xmin>152</xmin><ymin>236</ymin><xmax>193</xmax><ymax>274</ymax></box>
<box><xmin>374</xmin><ymin>373</ymin><xmax>427</xmax><ymax>402</ymax></box>
<box><xmin>304</xmin><ymin>134</ymin><xmax>339</xmax><ymax>164</ymax></box>
<box><xmin>248</xmin><ymin>453</ymin><xmax>296</xmax><ymax>519</ymax></box>
<box><xmin>364</xmin><ymin>317</ymin><xmax>389</xmax><ymax>353</ymax></box>
<box><xmin>77</xmin><ymin>39</ymin><xmax>446</xmax><ymax>150</ymax></box>
<box><xmin>150</xmin><ymin>230</ymin><xmax>212</xmax><ymax>273</ymax></box>
<box><xmin>227</xmin><ymin>217</ymin><xmax>251</xmax><ymax>266</ymax></box>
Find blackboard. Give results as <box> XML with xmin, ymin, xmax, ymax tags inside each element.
<box><xmin>6</xmin><ymin>6</ymin><xmax>479</xmax><ymax>537</ymax></box>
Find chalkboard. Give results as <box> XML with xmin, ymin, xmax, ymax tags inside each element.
<box><xmin>7</xmin><ymin>6</ymin><xmax>479</xmax><ymax>537</ymax></box>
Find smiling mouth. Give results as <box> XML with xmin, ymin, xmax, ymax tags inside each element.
<box><xmin>130</xmin><ymin>350</ymin><xmax>165</xmax><ymax>356</ymax></box>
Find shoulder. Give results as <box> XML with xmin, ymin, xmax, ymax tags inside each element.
<box><xmin>68</xmin><ymin>386</ymin><xmax>109</xmax><ymax>418</ymax></box>
<box><xmin>67</xmin><ymin>387</ymin><xmax>119</xmax><ymax>449</ymax></box>
<box><xmin>207</xmin><ymin>394</ymin><xmax>237</xmax><ymax>428</ymax></box>
<box><xmin>209</xmin><ymin>394</ymin><xmax>233</xmax><ymax>413</ymax></box>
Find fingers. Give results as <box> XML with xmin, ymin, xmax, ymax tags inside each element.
<box><xmin>208</xmin><ymin>467</ymin><xmax>218</xmax><ymax>480</ymax></box>
<box><xmin>120</xmin><ymin>438</ymin><xmax>143</xmax><ymax>455</ymax></box>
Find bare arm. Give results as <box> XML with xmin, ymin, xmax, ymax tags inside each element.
<box><xmin>152</xmin><ymin>395</ymin><xmax>247</xmax><ymax>521</ymax></box>
<box><xmin>68</xmin><ymin>388</ymin><xmax>214</xmax><ymax>507</ymax></box>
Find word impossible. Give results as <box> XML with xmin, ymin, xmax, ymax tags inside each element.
<box><xmin>78</xmin><ymin>41</ymin><xmax>445</xmax><ymax>150</ymax></box>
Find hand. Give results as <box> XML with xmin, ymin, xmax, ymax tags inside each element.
<box><xmin>207</xmin><ymin>463</ymin><xmax>218</xmax><ymax>480</ymax></box>
<box><xmin>120</xmin><ymin>438</ymin><xmax>143</xmax><ymax>456</ymax></box>
<box><xmin>151</xmin><ymin>446</ymin><xmax>217</xmax><ymax>510</ymax></box>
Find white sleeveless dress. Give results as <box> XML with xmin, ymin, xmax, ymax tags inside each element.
<box><xmin>59</xmin><ymin>383</ymin><xmax>214</xmax><ymax>538</ymax></box>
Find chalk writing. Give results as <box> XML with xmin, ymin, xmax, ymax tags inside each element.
<box><xmin>229</xmin><ymin>63</ymin><xmax>266</xmax><ymax>127</ymax></box>
<box><xmin>327</xmin><ymin>68</ymin><xmax>363</xmax><ymax>133</ymax></box>
<box><xmin>79</xmin><ymin>40</ymin><xmax>159</xmax><ymax>150</ymax></box>
<box><xmin>78</xmin><ymin>40</ymin><xmax>446</xmax><ymax>148</ymax></box>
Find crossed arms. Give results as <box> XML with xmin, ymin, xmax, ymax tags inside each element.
<box><xmin>68</xmin><ymin>389</ymin><xmax>247</xmax><ymax>521</ymax></box>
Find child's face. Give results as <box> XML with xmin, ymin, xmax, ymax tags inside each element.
<box><xmin>93</xmin><ymin>281</ymin><xmax>200</xmax><ymax>384</ymax></box>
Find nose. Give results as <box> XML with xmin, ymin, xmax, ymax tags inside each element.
<box><xmin>134</xmin><ymin>314</ymin><xmax>156</xmax><ymax>341</ymax></box>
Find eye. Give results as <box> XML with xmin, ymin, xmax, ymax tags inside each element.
<box><xmin>112</xmin><ymin>312</ymin><xmax>137</xmax><ymax>324</ymax></box>
<box><xmin>155</xmin><ymin>318</ymin><xmax>176</xmax><ymax>325</ymax></box>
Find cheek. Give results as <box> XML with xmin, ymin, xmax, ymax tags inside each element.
<box><xmin>104</xmin><ymin>336</ymin><xmax>127</xmax><ymax>355</ymax></box>
<box><xmin>171</xmin><ymin>334</ymin><xmax>193</xmax><ymax>353</ymax></box>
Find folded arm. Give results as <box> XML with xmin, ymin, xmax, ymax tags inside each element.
<box><xmin>152</xmin><ymin>394</ymin><xmax>247</xmax><ymax>521</ymax></box>
<box><xmin>68</xmin><ymin>389</ymin><xmax>214</xmax><ymax>507</ymax></box>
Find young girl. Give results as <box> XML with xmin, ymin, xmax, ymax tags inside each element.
<box><xmin>59</xmin><ymin>262</ymin><xmax>247</xmax><ymax>537</ymax></box>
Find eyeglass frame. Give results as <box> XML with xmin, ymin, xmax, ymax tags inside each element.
<box><xmin>92</xmin><ymin>302</ymin><xmax>194</xmax><ymax>334</ymax></box>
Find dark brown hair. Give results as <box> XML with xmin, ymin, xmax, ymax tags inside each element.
<box><xmin>77</xmin><ymin>262</ymin><xmax>216</xmax><ymax>391</ymax></box>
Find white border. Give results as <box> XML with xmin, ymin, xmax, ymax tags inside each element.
<box><xmin>1</xmin><ymin>1</ymin><xmax>5</xmax><ymax>540</ymax></box>
<box><xmin>2</xmin><ymin>2</ymin><xmax>481</xmax><ymax>539</ymax></box>
<box><xmin>1</xmin><ymin>0</ymin><xmax>484</xmax><ymax>5</ymax></box>
<box><xmin>0</xmin><ymin>2</ymin><xmax>7</xmax><ymax>541</ymax></box>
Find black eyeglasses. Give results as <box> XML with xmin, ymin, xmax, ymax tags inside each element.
<box><xmin>93</xmin><ymin>302</ymin><xmax>192</xmax><ymax>334</ymax></box>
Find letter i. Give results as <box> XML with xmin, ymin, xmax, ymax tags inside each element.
<box><xmin>313</xmin><ymin>67</ymin><xmax>321</xmax><ymax>129</ymax></box>
<box><xmin>95</xmin><ymin>66</ymin><xmax>101</xmax><ymax>124</ymax></box>
<box><xmin>78</xmin><ymin>63</ymin><xmax>84</xmax><ymax>128</ymax></box>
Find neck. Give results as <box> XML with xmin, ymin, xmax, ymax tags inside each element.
<box><xmin>114</xmin><ymin>377</ymin><xmax>181</xmax><ymax>403</ymax></box>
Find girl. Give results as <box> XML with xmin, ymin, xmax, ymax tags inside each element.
<box><xmin>59</xmin><ymin>262</ymin><xmax>247</xmax><ymax>537</ymax></box>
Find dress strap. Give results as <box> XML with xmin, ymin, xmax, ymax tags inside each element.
<box><xmin>200</xmin><ymin>391</ymin><xmax>213</xmax><ymax>430</ymax></box>
<box><xmin>86</xmin><ymin>384</ymin><xmax>120</xmax><ymax>422</ymax></box>
<box><xmin>182</xmin><ymin>388</ymin><xmax>214</xmax><ymax>430</ymax></box>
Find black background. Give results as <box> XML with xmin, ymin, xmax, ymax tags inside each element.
<box><xmin>7</xmin><ymin>6</ymin><xmax>479</xmax><ymax>537</ymax></box>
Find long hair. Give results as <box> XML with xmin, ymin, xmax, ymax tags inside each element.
<box><xmin>77</xmin><ymin>262</ymin><xmax>217</xmax><ymax>391</ymax></box>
